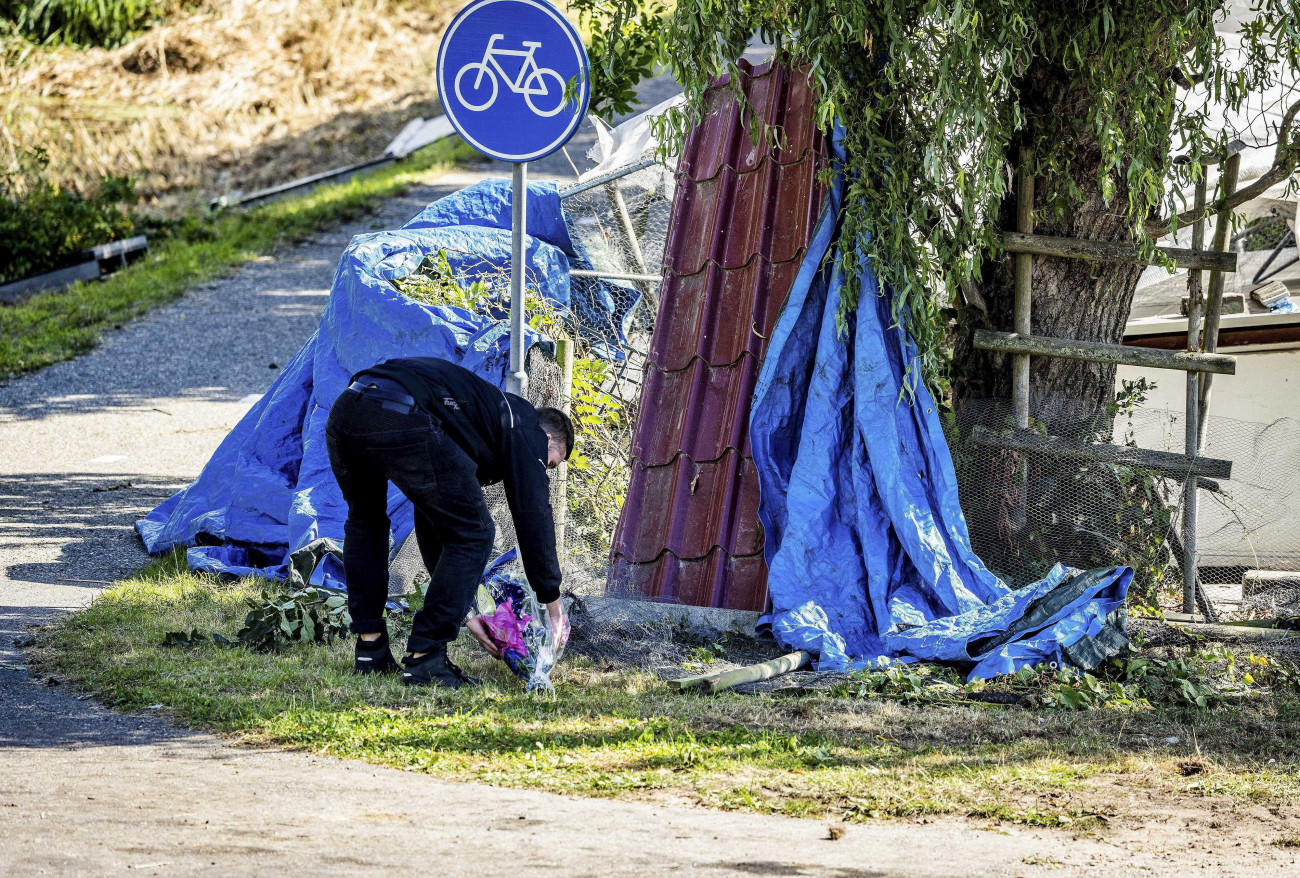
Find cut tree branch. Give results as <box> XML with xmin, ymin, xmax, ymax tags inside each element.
<box><xmin>1145</xmin><ymin>98</ymin><xmax>1300</xmax><ymax>240</ymax></box>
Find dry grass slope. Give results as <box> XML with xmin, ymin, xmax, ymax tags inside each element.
<box><xmin>1</xmin><ymin>0</ymin><xmax>461</xmax><ymax>213</ymax></box>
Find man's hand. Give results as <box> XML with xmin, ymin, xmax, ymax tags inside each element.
<box><xmin>465</xmin><ymin>616</ymin><xmax>502</xmax><ymax>659</ymax></box>
<box><xmin>545</xmin><ymin>599</ymin><xmax>569</xmax><ymax>649</ymax></box>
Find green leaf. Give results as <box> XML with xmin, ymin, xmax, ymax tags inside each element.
<box><xmin>162</xmin><ymin>630</ymin><xmax>201</xmax><ymax>648</ymax></box>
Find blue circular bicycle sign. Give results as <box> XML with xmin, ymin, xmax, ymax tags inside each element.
<box><xmin>437</xmin><ymin>0</ymin><xmax>590</xmax><ymax>162</ymax></box>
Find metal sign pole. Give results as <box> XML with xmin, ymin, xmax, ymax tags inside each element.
<box><xmin>437</xmin><ymin>0</ymin><xmax>589</xmax><ymax>397</ymax></box>
<box><xmin>508</xmin><ymin>161</ymin><xmax>528</xmax><ymax>396</ymax></box>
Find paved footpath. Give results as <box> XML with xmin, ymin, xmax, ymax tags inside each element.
<box><xmin>0</xmin><ymin>178</ymin><xmax>1287</xmax><ymax>878</ymax></box>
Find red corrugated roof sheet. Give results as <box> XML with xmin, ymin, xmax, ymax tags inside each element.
<box><xmin>608</xmin><ymin>60</ymin><xmax>828</xmax><ymax>611</ymax></box>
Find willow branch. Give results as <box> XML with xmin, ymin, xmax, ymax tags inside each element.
<box><xmin>1145</xmin><ymin>98</ymin><xmax>1300</xmax><ymax>240</ymax></box>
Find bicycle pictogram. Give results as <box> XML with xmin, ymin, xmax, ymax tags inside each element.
<box><xmin>454</xmin><ymin>33</ymin><xmax>568</xmax><ymax>118</ymax></box>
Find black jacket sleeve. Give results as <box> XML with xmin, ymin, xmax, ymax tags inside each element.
<box><xmin>503</xmin><ymin>425</ymin><xmax>563</xmax><ymax>604</ymax></box>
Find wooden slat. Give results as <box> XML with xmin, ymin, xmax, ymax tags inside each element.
<box><xmin>973</xmin><ymin>330</ymin><xmax>1236</xmax><ymax>375</ymax></box>
<box><xmin>969</xmin><ymin>425</ymin><xmax>1232</xmax><ymax>479</ymax></box>
<box><xmin>90</xmin><ymin>235</ymin><xmax>148</xmax><ymax>260</ymax></box>
<box><xmin>1000</xmin><ymin>231</ymin><xmax>1236</xmax><ymax>272</ymax></box>
<box><xmin>700</xmin><ymin>652</ymin><xmax>812</xmax><ymax>695</ymax></box>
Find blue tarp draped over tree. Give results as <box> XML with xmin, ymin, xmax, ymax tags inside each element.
<box><xmin>749</xmin><ymin>128</ymin><xmax>1132</xmax><ymax>680</ymax></box>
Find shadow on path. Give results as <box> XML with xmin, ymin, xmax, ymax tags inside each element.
<box><xmin>0</xmin><ymin>471</ymin><xmax>184</xmax><ymax>588</ymax></box>
<box><xmin>0</xmin><ymin>663</ymin><xmax>198</xmax><ymax>750</ymax></box>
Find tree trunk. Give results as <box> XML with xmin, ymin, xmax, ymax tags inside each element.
<box><xmin>954</xmin><ymin>58</ymin><xmax>1174</xmax><ymax>434</ymax></box>
<box><xmin>951</xmin><ymin>57</ymin><xmax>1178</xmax><ymax>588</ymax></box>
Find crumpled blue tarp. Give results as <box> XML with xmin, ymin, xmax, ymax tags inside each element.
<box><xmin>749</xmin><ymin>128</ymin><xmax>1132</xmax><ymax>681</ymax></box>
<box><xmin>136</xmin><ymin>179</ymin><xmax>592</xmax><ymax>587</ymax></box>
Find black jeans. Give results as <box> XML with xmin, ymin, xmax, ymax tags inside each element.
<box><xmin>325</xmin><ymin>389</ymin><xmax>495</xmax><ymax>654</ymax></box>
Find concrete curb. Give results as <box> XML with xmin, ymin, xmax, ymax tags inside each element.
<box><xmin>568</xmin><ymin>593</ymin><xmax>762</xmax><ymax>640</ymax></box>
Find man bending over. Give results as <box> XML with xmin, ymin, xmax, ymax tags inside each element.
<box><xmin>325</xmin><ymin>356</ymin><xmax>573</xmax><ymax>689</ymax></box>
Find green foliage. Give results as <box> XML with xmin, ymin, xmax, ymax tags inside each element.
<box><xmin>570</xmin><ymin>0</ymin><xmax>665</xmax><ymax>120</ymax></box>
<box><xmin>386</xmin><ymin>574</ymin><xmax>430</xmax><ymax>635</ymax></box>
<box><xmin>829</xmin><ymin>647</ymin><xmax>1300</xmax><ymax>711</ymax></box>
<box><xmin>629</xmin><ymin>0</ymin><xmax>1300</xmax><ymax>390</ymax></box>
<box><xmin>688</xmin><ymin>641</ymin><xmax>728</xmax><ymax>665</ymax></box>
<box><xmin>829</xmin><ymin>663</ymin><xmax>966</xmax><ymax>703</ymax></box>
<box><xmin>396</xmin><ymin>250</ymin><xmax>493</xmax><ymax>311</ymax></box>
<box><xmin>0</xmin><ymin>0</ymin><xmax>170</xmax><ymax>48</ymax></box>
<box><xmin>393</xmin><ymin>253</ymin><xmax>631</xmax><ymax>556</ymax></box>
<box><xmin>0</xmin><ymin>148</ymin><xmax>137</xmax><ymax>285</ymax></box>
<box><xmin>235</xmin><ymin>585</ymin><xmax>352</xmax><ymax>652</ymax></box>
<box><xmin>0</xmin><ymin>135</ymin><xmax>477</xmax><ymax>378</ymax></box>
<box><xmin>563</xmin><ymin>355</ymin><xmax>629</xmax><ymax>552</ymax></box>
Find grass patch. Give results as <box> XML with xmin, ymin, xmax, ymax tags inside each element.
<box><xmin>0</xmin><ymin>136</ymin><xmax>479</xmax><ymax>379</ymax></box>
<box><xmin>27</xmin><ymin>560</ymin><xmax>1300</xmax><ymax>829</ymax></box>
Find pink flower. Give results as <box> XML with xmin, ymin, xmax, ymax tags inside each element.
<box><xmin>483</xmin><ymin>602</ymin><xmax>532</xmax><ymax>657</ymax></box>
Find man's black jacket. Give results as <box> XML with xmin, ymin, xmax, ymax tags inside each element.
<box><xmin>356</xmin><ymin>357</ymin><xmax>561</xmax><ymax>604</ymax></box>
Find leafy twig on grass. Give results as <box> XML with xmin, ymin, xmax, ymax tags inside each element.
<box><xmin>161</xmin><ymin>628</ymin><xmax>230</xmax><ymax>649</ymax></box>
<box><xmin>385</xmin><ymin>575</ymin><xmax>429</xmax><ymax>636</ymax></box>
<box><xmin>828</xmin><ymin>648</ymin><xmax>1300</xmax><ymax>711</ymax></box>
<box><xmin>234</xmin><ymin>586</ymin><xmax>351</xmax><ymax>652</ymax></box>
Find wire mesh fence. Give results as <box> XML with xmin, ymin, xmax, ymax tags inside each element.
<box><xmin>380</xmin><ymin>150</ymin><xmax>1300</xmax><ymax>672</ymax></box>
<box><xmin>950</xmin><ymin>392</ymin><xmax>1300</xmax><ymax>621</ymax></box>
<box><xmin>555</xmin><ymin>160</ymin><xmax>674</xmax><ymax>585</ymax></box>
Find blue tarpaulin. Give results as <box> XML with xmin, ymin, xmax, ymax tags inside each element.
<box><xmin>749</xmin><ymin>128</ymin><xmax>1132</xmax><ymax>680</ymax></box>
<box><xmin>137</xmin><ymin>179</ymin><xmax>598</xmax><ymax>587</ymax></box>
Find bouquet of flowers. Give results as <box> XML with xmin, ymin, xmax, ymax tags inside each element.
<box><xmin>466</xmin><ymin>550</ymin><xmax>567</xmax><ymax>693</ymax></box>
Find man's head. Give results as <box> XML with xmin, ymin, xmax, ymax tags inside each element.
<box><xmin>536</xmin><ymin>407</ymin><xmax>575</xmax><ymax>470</ymax></box>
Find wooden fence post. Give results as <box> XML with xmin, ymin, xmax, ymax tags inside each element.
<box><xmin>1182</xmin><ymin>172</ymin><xmax>1209</xmax><ymax>615</ymax></box>
<box><xmin>1012</xmin><ymin>146</ymin><xmax>1035</xmax><ymax>531</ymax></box>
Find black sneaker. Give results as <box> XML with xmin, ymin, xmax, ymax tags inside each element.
<box><xmin>354</xmin><ymin>635</ymin><xmax>399</xmax><ymax>675</ymax></box>
<box><xmin>401</xmin><ymin>643</ymin><xmax>480</xmax><ymax>689</ymax></box>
